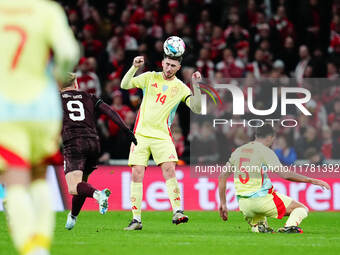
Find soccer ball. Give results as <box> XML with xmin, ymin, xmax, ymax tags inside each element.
<box><xmin>163</xmin><ymin>36</ymin><xmax>185</xmax><ymax>57</ymax></box>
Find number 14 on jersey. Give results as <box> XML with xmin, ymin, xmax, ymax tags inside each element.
<box><xmin>156</xmin><ymin>93</ymin><xmax>167</xmax><ymax>105</ymax></box>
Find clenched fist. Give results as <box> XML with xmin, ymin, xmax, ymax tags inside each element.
<box><xmin>133</xmin><ymin>56</ymin><xmax>144</xmax><ymax>68</ymax></box>
<box><xmin>192</xmin><ymin>71</ymin><xmax>202</xmax><ymax>83</ymax></box>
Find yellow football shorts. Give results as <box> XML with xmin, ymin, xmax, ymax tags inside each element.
<box><xmin>238</xmin><ymin>191</ymin><xmax>293</xmax><ymax>220</ymax></box>
<box><xmin>128</xmin><ymin>134</ymin><xmax>178</xmax><ymax>166</ymax></box>
<box><xmin>0</xmin><ymin>121</ymin><xmax>61</xmax><ymax>171</ymax></box>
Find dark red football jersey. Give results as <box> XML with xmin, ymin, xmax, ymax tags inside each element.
<box><xmin>61</xmin><ymin>90</ymin><xmax>102</xmax><ymax>143</ymax></box>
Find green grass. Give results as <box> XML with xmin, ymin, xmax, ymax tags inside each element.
<box><xmin>1</xmin><ymin>211</ymin><xmax>340</xmax><ymax>255</ymax></box>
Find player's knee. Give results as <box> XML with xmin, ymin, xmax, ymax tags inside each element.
<box><xmin>296</xmin><ymin>203</ymin><xmax>309</xmax><ymax>214</ymax></box>
<box><xmin>302</xmin><ymin>205</ymin><xmax>309</xmax><ymax>215</ymax></box>
<box><xmin>162</xmin><ymin>166</ymin><xmax>176</xmax><ymax>180</ymax></box>
<box><xmin>131</xmin><ymin>174</ymin><xmax>143</xmax><ymax>182</ymax></box>
<box><xmin>131</xmin><ymin>167</ymin><xmax>144</xmax><ymax>182</ymax></box>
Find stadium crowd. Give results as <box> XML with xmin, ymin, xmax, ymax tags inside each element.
<box><xmin>56</xmin><ymin>0</ymin><xmax>340</xmax><ymax>164</ymax></box>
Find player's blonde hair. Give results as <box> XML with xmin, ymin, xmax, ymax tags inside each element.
<box><xmin>62</xmin><ymin>72</ymin><xmax>77</xmax><ymax>88</ymax></box>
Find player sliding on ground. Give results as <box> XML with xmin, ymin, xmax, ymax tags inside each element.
<box><xmin>121</xmin><ymin>53</ymin><xmax>202</xmax><ymax>230</ymax></box>
<box><xmin>218</xmin><ymin>124</ymin><xmax>330</xmax><ymax>233</ymax></box>
<box><xmin>61</xmin><ymin>73</ymin><xmax>137</xmax><ymax>230</ymax></box>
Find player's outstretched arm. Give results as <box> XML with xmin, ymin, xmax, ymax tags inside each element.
<box><xmin>218</xmin><ymin>163</ymin><xmax>233</xmax><ymax>221</ymax></box>
<box><xmin>277</xmin><ymin>170</ymin><xmax>330</xmax><ymax>190</ymax></box>
<box><xmin>97</xmin><ymin>103</ymin><xmax>137</xmax><ymax>145</ymax></box>
<box><xmin>121</xmin><ymin>56</ymin><xmax>144</xmax><ymax>90</ymax></box>
<box><xmin>188</xmin><ymin>71</ymin><xmax>202</xmax><ymax>114</ymax></box>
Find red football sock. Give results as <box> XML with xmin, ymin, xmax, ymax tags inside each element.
<box><xmin>71</xmin><ymin>195</ymin><xmax>86</xmax><ymax>216</ymax></box>
<box><xmin>76</xmin><ymin>182</ymin><xmax>96</xmax><ymax>198</ymax></box>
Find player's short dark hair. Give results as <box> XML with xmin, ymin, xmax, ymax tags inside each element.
<box><xmin>163</xmin><ymin>54</ymin><xmax>182</xmax><ymax>64</ymax></box>
<box><xmin>255</xmin><ymin>124</ymin><xmax>275</xmax><ymax>138</ymax></box>
<box><xmin>62</xmin><ymin>72</ymin><xmax>77</xmax><ymax>89</ymax></box>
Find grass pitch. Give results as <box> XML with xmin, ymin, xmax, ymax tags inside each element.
<box><xmin>1</xmin><ymin>211</ymin><xmax>340</xmax><ymax>255</ymax></box>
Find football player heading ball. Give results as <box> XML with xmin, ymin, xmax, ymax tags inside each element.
<box><xmin>120</xmin><ymin>36</ymin><xmax>202</xmax><ymax>230</ymax></box>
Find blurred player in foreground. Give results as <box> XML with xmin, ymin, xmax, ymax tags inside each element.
<box><xmin>61</xmin><ymin>73</ymin><xmax>137</xmax><ymax>230</ymax></box>
<box><xmin>218</xmin><ymin>124</ymin><xmax>330</xmax><ymax>233</ymax></box>
<box><xmin>0</xmin><ymin>0</ymin><xmax>79</xmax><ymax>254</ymax></box>
<box><xmin>121</xmin><ymin>55</ymin><xmax>202</xmax><ymax>230</ymax></box>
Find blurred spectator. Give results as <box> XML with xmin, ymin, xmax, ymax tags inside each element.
<box><xmin>270</xmin><ymin>5</ymin><xmax>295</xmax><ymax>42</ymax></box>
<box><xmin>182</xmin><ymin>66</ymin><xmax>195</xmax><ymax>84</ymax></box>
<box><xmin>235</xmin><ymin>41</ymin><xmax>250</xmax><ymax>69</ymax></box>
<box><xmin>196</xmin><ymin>48</ymin><xmax>214</xmax><ymax>79</ymax></box>
<box><xmin>187</xmin><ymin>122</ymin><xmax>200</xmax><ymax>142</ymax></box>
<box><xmin>304</xmin><ymin>148</ymin><xmax>325</xmax><ymax>165</ymax></box>
<box><xmin>216</xmin><ymin>48</ymin><xmax>243</xmax><ymax>78</ymax></box>
<box><xmin>173</xmin><ymin>127</ymin><xmax>185</xmax><ymax>158</ymax></box>
<box><xmin>305</xmin><ymin>93</ymin><xmax>328</xmax><ymax>129</ymax></box>
<box><xmin>112</xmin><ymin>111</ymin><xmax>137</xmax><ymax>159</ymax></box>
<box><xmin>225</xmin><ymin>22</ymin><xmax>249</xmax><ymax>51</ymax></box>
<box><xmin>327</xmin><ymin>61</ymin><xmax>339</xmax><ymax>79</ymax></box>
<box><xmin>191</xmin><ymin>122</ymin><xmax>219</xmax><ymax>164</ymax></box>
<box><xmin>329</xmin><ymin>35</ymin><xmax>340</xmax><ymax>68</ymax></box>
<box><xmin>163</xmin><ymin>0</ymin><xmax>186</xmax><ymax>25</ymax></box>
<box><xmin>258</xmin><ymin>39</ymin><xmax>274</xmax><ymax>63</ymax></box>
<box><xmin>76</xmin><ymin>57</ymin><xmax>102</xmax><ymax>97</ymax></box>
<box><xmin>240</xmin><ymin>0</ymin><xmax>258</xmax><ymax>29</ymax></box>
<box><xmin>278</xmin><ymin>36</ymin><xmax>298</xmax><ymax>75</ymax></box>
<box><xmin>274</xmin><ymin>135</ymin><xmax>297</xmax><ymax>165</ymax></box>
<box><xmin>330</xmin><ymin>14</ymin><xmax>340</xmax><ymax>42</ymax></box>
<box><xmin>82</xmin><ymin>23</ymin><xmax>103</xmax><ymax>57</ymax></box>
<box><xmin>321</xmin><ymin>126</ymin><xmax>333</xmax><ymax>159</ymax></box>
<box><xmin>247</xmin><ymin>49</ymin><xmax>271</xmax><ymax>79</ymax></box>
<box><xmin>196</xmin><ymin>10</ymin><xmax>211</xmax><ymax>44</ymax></box>
<box><xmin>297</xmin><ymin>0</ymin><xmax>321</xmax><ymax>49</ymax></box>
<box><xmin>295</xmin><ymin>45</ymin><xmax>311</xmax><ymax>85</ymax></box>
<box><xmin>210</xmin><ymin>26</ymin><xmax>226</xmax><ymax>61</ymax></box>
<box><xmin>106</xmin><ymin>2</ymin><xmax>119</xmax><ymax>23</ymax></box>
<box><xmin>253</xmin><ymin>23</ymin><xmax>272</xmax><ymax>49</ymax></box>
<box><xmin>99</xmin><ymin>90</ymin><xmax>132</xmax><ymax>138</ymax></box>
<box><xmin>295</xmin><ymin>126</ymin><xmax>321</xmax><ymax>158</ymax></box>
<box><xmin>272</xmin><ymin>59</ymin><xmax>289</xmax><ymax>85</ymax></box>
<box><xmin>328</xmin><ymin>99</ymin><xmax>340</xmax><ymax>126</ymax></box>
<box><xmin>332</xmin><ymin>119</ymin><xmax>340</xmax><ymax>158</ymax></box>
<box><xmin>145</xmin><ymin>10</ymin><xmax>163</xmax><ymax>40</ymax></box>
<box><xmin>107</xmin><ymin>26</ymin><xmax>138</xmax><ymax>58</ymax></box>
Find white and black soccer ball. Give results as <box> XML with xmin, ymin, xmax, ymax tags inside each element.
<box><xmin>163</xmin><ymin>36</ymin><xmax>185</xmax><ymax>57</ymax></box>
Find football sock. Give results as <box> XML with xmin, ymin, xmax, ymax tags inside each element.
<box><xmin>30</xmin><ymin>179</ymin><xmax>54</xmax><ymax>250</ymax></box>
<box><xmin>166</xmin><ymin>178</ymin><xmax>182</xmax><ymax>213</ymax></box>
<box><xmin>76</xmin><ymin>182</ymin><xmax>96</xmax><ymax>198</ymax></box>
<box><xmin>6</xmin><ymin>185</ymin><xmax>35</xmax><ymax>254</ymax></box>
<box><xmin>249</xmin><ymin>215</ymin><xmax>267</xmax><ymax>226</ymax></box>
<box><xmin>71</xmin><ymin>195</ymin><xmax>86</xmax><ymax>217</ymax></box>
<box><xmin>131</xmin><ymin>182</ymin><xmax>142</xmax><ymax>222</ymax></box>
<box><xmin>248</xmin><ymin>216</ymin><xmax>267</xmax><ymax>232</ymax></box>
<box><xmin>285</xmin><ymin>207</ymin><xmax>308</xmax><ymax>227</ymax></box>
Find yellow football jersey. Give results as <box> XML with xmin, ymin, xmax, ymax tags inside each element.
<box><xmin>0</xmin><ymin>0</ymin><xmax>78</xmax><ymax>104</ymax></box>
<box><xmin>229</xmin><ymin>141</ymin><xmax>282</xmax><ymax>198</ymax></box>
<box><xmin>131</xmin><ymin>71</ymin><xmax>192</xmax><ymax>139</ymax></box>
